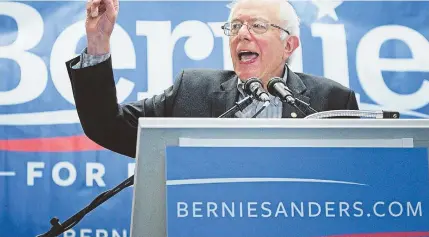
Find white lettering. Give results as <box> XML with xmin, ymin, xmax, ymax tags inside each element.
<box><xmin>207</xmin><ymin>202</ymin><xmax>218</xmax><ymax>217</ymax></box>
<box><xmin>193</xmin><ymin>202</ymin><xmax>203</xmax><ymax>217</ymax></box>
<box><xmin>291</xmin><ymin>202</ymin><xmax>304</xmax><ymax>217</ymax></box>
<box><xmin>312</xmin><ymin>23</ymin><xmax>350</xmax><ymax>87</ymax></box>
<box><xmin>136</xmin><ymin>21</ymin><xmax>173</xmax><ymax>99</ymax></box>
<box><xmin>177</xmin><ymin>202</ymin><xmax>188</xmax><ymax>217</ymax></box>
<box><xmin>357</xmin><ymin>25</ymin><xmax>429</xmax><ymax>110</ymax></box>
<box><xmin>275</xmin><ymin>202</ymin><xmax>288</xmax><ymax>217</ymax></box>
<box><xmin>353</xmin><ymin>202</ymin><xmax>363</xmax><ymax>217</ymax></box>
<box><xmin>86</xmin><ymin>163</ymin><xmax>106</xmax><ymax>187</ymax></box>
<box><xmin>389</xmin><ymin>201</ymin><xmax>403</xmax><ymax>217</ymax></box>
<box><xmin>62</xmin><ymin>229</ymin><xmax>128</xmax><ymax>237</ymax></box>
<box><xmin>309</xmin><ymin>202</ymin><xmax>321</xmax><ymax>217</ymax></box>
<box><xmin>27</xmin><ymin>162</ymin><xmax>44</xmax><ymax>186</ymax></box>
<box><xmin>373</xmin><ymin>201</ymin><xmax>385</xmax><ymax>217</ymax></box>
<box><xmin>81</xmin><ymin>229</ymin><xmax>91</xmax><ymax>237</ymax></box>
<box><xmin>222</xmin><ymin>202</ymin><xmax>235</xmax><ymax>217</ymax></box>
<box><xmin>407</xmin><ymin>202</ymin><xmax>422</xmax><ymax>217</ymax></box>
<box><xmin>339</xmin><ymin>202</ymin><xmax>350</xmax><ymax>217</ymax></box>
<box><xmin>136</xmin><ymin>21</ymin><xmax>214</xmax><ymax>100</ymax></box>
<box><xmin>128</xmin><ymin>163</ymin><xmax>135</xmax><ymax>178</ymax></box>
<box><xmin>96</xmin><ymin>229</ymin><xmax>108</xmax><ymax>237</ymax></box>
<box><xmin>63</xmin><ymin>229</ymin><xmax>75</xmax><ymax>237</ymax></box>
<box><xmin>261</xmin><ymin>202</ymin><xmax>272</xmax><ymax>217</ymax></box>
<box><xmin>208</xmin><ymin>22</ymin><xmax>233</xmax><ymax>70</ymax></box>
<box><xmin>52</xmin><ymin>162</ymin><xmax>77</xmax><ymax>187</ymax></box>
<box><xmin>0</xmin><ymin>2</ymin><xmax>48</xmax><ymax>105</ymax></box>
<box><xmin>325</xmin><ymin>201</ymin><xmax>335</xmax><ymax>217</ymax></box>
<box><xmin>112</xmin><ymin>229</ymin><xmax>126</xmax><ymax>237</ymax></box>
<box><xmin>173</xmin><ymin>21</ymin><xmax>214</xmax><ymax>61</ymax></box>
<box><xmin>50</xmin><ymin>21</ymin><xmax>135</xmax><ymax>105</ymax></box>
<box><xmin>248</xmin><ymin>202</ymin><xmax>258</xmax><ymax>217</ymax></box>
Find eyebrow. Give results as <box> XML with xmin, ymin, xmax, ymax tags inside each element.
<box><xmin>230</xmin><ymin>17</ymin><xmax>269</xmax><ymax>22</ymax></box>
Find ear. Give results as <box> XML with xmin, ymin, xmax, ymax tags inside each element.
<box><xmin>284</xmin><ymin>35</ymin><xmax>300</xmax><ymax>58</ymax></box>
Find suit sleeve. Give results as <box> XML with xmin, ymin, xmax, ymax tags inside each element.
<box><xmin>346</xmin><ymin>91</ymin><xmax>359</xmax><ymax>110</ymax></box>
<box><xmin>66</xmin><ymin>55</ymin><xmax>184</xmax><ymax>158</ymax></box>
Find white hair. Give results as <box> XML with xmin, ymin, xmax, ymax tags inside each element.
<box><xmin>227</xmin><ymin>0</ymin><xmax>301</xmax><ymax>40</ymax></box>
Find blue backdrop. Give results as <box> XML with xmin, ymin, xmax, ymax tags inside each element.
<box><xmin>0</xmin><ymin>0</ymin><xmax>428</xmax><ymax>236</ymax></box>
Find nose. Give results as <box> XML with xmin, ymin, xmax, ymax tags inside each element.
<box><xmin>237</xmin><ymin>24</ymin><xmax>251</xmax><ymax>40</ymax></box>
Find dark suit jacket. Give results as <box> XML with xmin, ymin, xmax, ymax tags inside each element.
<box><xmin>66</xmin><ymin>56</ymin><xmax>359</xmax><ymax>158</ymax></box>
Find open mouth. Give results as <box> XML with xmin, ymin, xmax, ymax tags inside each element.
<box><xmin>238</xmin><ymin>51</ymin><xmax>259</xmax><ymax>63</ymax></box>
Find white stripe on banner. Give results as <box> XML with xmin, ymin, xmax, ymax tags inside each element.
<box><xmin>1</xmin><ymin>0</ymin><xmax>428</xmax><ymax>2</ymax></box>
<box><xmin>0</xmin><ymin>171</ymin><xmax>16</xmax><ymax>176</ymax></box>
<box><xmin>0</xmin><ymin>110</ymin><xmax>79</xmax><ymax>125</ymax></box>
<box><xmin>0</xmin><ymin>104</ymin><xmax>428</xmax><ymax>125</ymax></box>
<box><xmin>166</xmin><ymin>178</ymin><xmax>368</xmax><ymax>186</ymax></box>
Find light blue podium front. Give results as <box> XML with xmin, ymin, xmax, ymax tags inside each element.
<box><xmin>130</xmin><ymin>118</ymin><xmax>429</xmax><ymax>237</ymax></box>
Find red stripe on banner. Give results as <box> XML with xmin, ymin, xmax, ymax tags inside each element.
<box><xmin>0</xmin><ymin>135</ymin><xmax>104</xmax><ymax>152</ymax></box>
<box><xmin>326</xmin><ymin>232</ymin><xmax>429</xmax><ymax>237</ymax></box>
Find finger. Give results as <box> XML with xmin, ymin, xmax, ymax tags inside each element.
<box><xmin>113</xmin><ymin>0</ymin><xmax>119</xmax><ymax>11</ymax></box>
<box><xmin>105</xmin><ymin>0</ymin><xmax>118</xmax><ymax>14</ymax></box>
<box><xmin>90</xmin><ymin>0</ymin><xmax>101</xmax><ymax>17</ymax></box>
<box><xmin>86</xmin><ymin>0</ymin><xmax>92</xmax><ymax>16</ymax></box>
<box><xmin>98</xmin><ymin>3</ymin><xmax>106</xmax><ymax>14</ymax></box>
<box><xmin>91</xmin><ymin>7</ymin><xmax>99</xmax><ymax>18</ymax></box>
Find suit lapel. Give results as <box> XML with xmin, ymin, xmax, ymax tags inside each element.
<box><xmin>210</xmin><ymin>75</ymin><xmax>239</xmax><ymax>118</ymax></box>
<box><xmin>282</xmin><ymin>67</ymin><xmax>310</xmax><ymax>118</ymax></box>
<box><xmin>209</xmin><ymin>68</ymin><xmax>311</xmax><ymax>118</ymax></box>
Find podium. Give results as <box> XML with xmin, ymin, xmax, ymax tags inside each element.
<box><xmin>130</xmin><ymin>118</ymin><xmax>429</xmax><ymax>237</ymax></box>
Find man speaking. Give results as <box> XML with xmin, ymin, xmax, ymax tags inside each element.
<box><xmin>66</xmin><ymin>0</ymin><xmax>359</xmax><ymax>158</ymax></box>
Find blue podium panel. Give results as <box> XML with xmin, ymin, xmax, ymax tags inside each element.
<box><xmin>165</xmin><ymin>147</ymin><xmax>429</xmax><ymax>237</ymax></box>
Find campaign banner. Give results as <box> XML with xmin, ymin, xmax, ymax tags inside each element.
<box><xmin>0</xmin><ymin>151</ymin><xmax>136</xmax><ymax>237</ymax></box>
<box><xmin>0</xmin><ymin>1</ymin><xmax>428</xmax><ymax>237</ymax></box>
<box><xmin>166</xmin><ymin>147</ymin><xmax>429</xmax><ymax>237</ymax></box>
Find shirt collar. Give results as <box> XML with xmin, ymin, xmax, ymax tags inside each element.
<box><xmin>236</xmin><ymin>64</ymin><xmax>288</xmax><ymax>104</ymax></box>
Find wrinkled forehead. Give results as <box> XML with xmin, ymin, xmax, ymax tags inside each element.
<box><xmin>230</xmin><ymin>0</ymin><xmax>281</xmax><ymax>23</ymax></box>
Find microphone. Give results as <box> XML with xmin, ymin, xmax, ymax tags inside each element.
<box><xmin>267</xmin><ymin>77</ymin><xmax>319</xmax><ymax>117</ymax></box>
<box><xmin>244</xmin><ymin>78</ymin><xmax>270</xmax><ymax>102</ymax></box>
<box><xmin>267</xmin><ymin>77</ymin><xmax>296</xmax><ymax>105</ymax></box>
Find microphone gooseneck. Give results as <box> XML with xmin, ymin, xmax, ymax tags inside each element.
<box><xmin>244</xmin><ymin>77</ymin><xmax>270</xmax><ymax>102</ymax></box>
<box><xmin>218</xmin><ymin>96</ymin><xmax>254</xmax><ymax>118</ymax></box>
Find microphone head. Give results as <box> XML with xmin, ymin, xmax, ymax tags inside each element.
<box><xmin>243</xmin><ymin>77</ymin><xmax>263</xmax><ymax>95</ymax></box>
<box><xmin>267</xmin><ymin>77</ymin><xmax>285</xmax><ymax>95</ymax></box>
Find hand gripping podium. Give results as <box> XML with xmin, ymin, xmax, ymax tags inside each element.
<box><xmin>130</xmin><ymin>118</ymin><xmax>429</xmax><ymax>237</ymax></box>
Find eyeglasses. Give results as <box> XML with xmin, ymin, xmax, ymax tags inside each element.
<box><xmin>221</xmin><ymin>20</ymin><xmax>290</xmax><ymax>36</ymax></box>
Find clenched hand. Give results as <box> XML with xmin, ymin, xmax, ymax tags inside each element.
<box><xmin>85</xmin><ymin>0</ymin><xmax>119</xmax><ymax>55</ymax></box>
